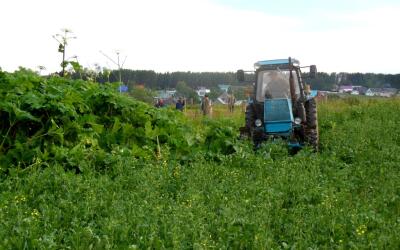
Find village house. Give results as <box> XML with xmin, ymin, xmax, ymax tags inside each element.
<box><xmin>338</xmin><ymin>85</ymin><xmax>368</xmax><ymax>95</ymax></box>
<box><xmin>196</xmin><ymin>87</ymin><xmax>211</xmax><ymax>97</ymax></box>
<box><xmin>218</xmin><ymin>84</ymin><xmax>231</xmax><ymax>93</ymax></box>
<box><xmin>365</xmin><ymin>88</ymin><xmax>398</xmax><ymax>97</ymax></box>
<box><xmin>338</xmin><ymin>85</ymin><xmax>353</xmax><ymax>93</ymax></box>
<box><xmin>154</xmin><ymin>89</ymin><xmax>176</xmax><ymax>104</ymax></box>
<box><xmin>351</xmin><ymin>86</ymin><xmax>368</xmax><ymax>95</ymax></box>
<box><xmin>215</xmin><ymin>92</ymin><xmax>230</xmax><ymax>104</ymax></box>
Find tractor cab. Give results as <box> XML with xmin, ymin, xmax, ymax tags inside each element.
<box><xmin>257</xmin><ymin>69</ymin><xmax>293</xmax><ymax>100</ymax></box>
<box><xmin>255</xmin><ymin>59</ymin><xmax>300</xmax><ymax>101</ymax></box>
<box><xmin>237</xmin><ymin>58</ymin><xmax>319</xmax><ymax>151</ymax></box>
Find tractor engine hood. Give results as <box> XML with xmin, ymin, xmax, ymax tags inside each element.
<box><xmin>263</xmin><ymin>98</ymin><xmax>294</xmax><ymax>136</ymax></box>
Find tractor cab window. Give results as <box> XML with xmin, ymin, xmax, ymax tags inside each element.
<box><xmin>256</xmin><ymin>70</ymin><xmax>300</xmax><ymax>102</ymax></box>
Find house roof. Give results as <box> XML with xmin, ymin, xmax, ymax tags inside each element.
<box><xmin>156</xmin><ymin>90</ymin><xmax>176</xmax><ymax>99</ymax></box>
<box><xmin>218</xmin><ymin>84</ymin><xmax>231</xmax><ymax>92</ymax></box>
<box><xmin>353</xmin><ymin>86</ymin><xmax>367</xmax><ymax>90</ymax></box>
<box><xmin>218</xmin><ymin>84</ymin><xmax>230</xmax><ymax>89</ymax></box>
<box><xmin>216</xmin><ymin>92</ymin><xmax>230</xmax><ymax>104</ymax></box>
<box><xmin>339</xmin><ymin>85</ymin><xmax>353</xmax><ymax>90</ymax></box>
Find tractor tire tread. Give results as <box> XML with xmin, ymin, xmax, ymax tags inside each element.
<box><xmin>305</xmin><ymin>98</ymin><xmax>318</xmax><ymax>129</ymax></box>
<box><xmin>306</xmin><ymin>128</ymin><xmax>319</xmax><ymax>152</ymax></box>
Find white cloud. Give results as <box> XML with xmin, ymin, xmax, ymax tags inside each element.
<box><xmin>0</xmin><ymin>0</ymin><xmax>399</xmax><ymax>73</ymax></box>
<box><xmin>304</xmin><ymin>6</ymin><xmax>400</xmax><ymax>73</ymax></box>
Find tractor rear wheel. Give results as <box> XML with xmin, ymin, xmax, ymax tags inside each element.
<box><xmin>245</xmin><ymin>104</ymin><xmax>255</xmax><ymax>130</ymax></box>
<box><xmin>305</xmin><ymin>98</ymin><xmax>318</xmax><ymax>129</ymax></box>
<box><xmin>305</xmin><ymin>98</ymin><xmax>319</xmax><ymax>151</ymax></box>
<box><xmin>239</xmin><ymin>104</ymin><xmax>255</xmax><ymax>139</ymax></box>
<box><xmin>305</xmin><ymin>128</ymin><xmax>319</xmax><ymax>151</ymax></box>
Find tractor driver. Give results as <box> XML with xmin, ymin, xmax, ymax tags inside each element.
<box><xmin>262</xmin><ymin>70</ymin><xmax>290</xmax><ymax>99</ymax></box>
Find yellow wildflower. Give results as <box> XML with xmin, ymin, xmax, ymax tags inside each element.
<box><xmin>31</xmin><ymin>209</ymin><xmax>40</xmax><ymax>218</ymax></box>
<box><xmin>356</xmin><ymin>225</ymin><xmax>367</xmax><ymax>236</ymax></box>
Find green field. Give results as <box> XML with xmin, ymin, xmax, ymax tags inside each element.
<box><xmin>0</xmin><ymin>69</ymin><xmax>399</xmax><ymax>249</ymax></box>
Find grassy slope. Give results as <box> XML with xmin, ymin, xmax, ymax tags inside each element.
<box><xmin>1</xmin><ymin>98</ymin><xmax>399</xmax><ymax>249</ymax></box>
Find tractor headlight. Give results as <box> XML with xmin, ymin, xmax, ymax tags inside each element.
<box><xmin>294</xmin><ymin>117</ymin><xmax>302</xmax><ymax>125</ymax></box>
<box><xmin>255</xmin><ymin>119</ymin><xmax>262</xmax><ymax>127</ymax></box>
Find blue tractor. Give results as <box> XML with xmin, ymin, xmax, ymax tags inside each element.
<box><xmin>237</xmin><ymin>57</ymin><xmax>319</xmax><ymax>151</ymax></box>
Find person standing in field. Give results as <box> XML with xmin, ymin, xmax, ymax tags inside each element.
<box><xmin>201</xmin><ymin>94</ymin><xmax>211</xmax><ymax>116</ymax></box>
<box><xmin>155</xmin><ymin>99</ymin><xmax>165</xmax><ymax>108</ymax></box>
<box><xmin>175</xmin><ymin>98</ymin><xmax>185</xmax><ymax>112</ymax></box>
<box><xmin>227</xmin><ymin>94</ymin><xmax>235</xmax><ymax>113</ymax></box>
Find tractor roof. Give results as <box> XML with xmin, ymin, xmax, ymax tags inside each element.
<box><xmin>254</xmin><ymin>58</ymin><xmax>300</xmax><ymax>68</ymax></box>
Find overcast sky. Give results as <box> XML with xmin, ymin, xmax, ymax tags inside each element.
<box><xmin>1</xmin><ymin>0</ymin><xmax>399</xmax><ymax>74</ymax></box>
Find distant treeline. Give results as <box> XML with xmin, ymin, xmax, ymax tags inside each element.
<box><xmin>306</xmin><ymin>72</ymin><xmax>400</xmax><ymax>90</ymax></box>
<box><xmin>96</xmin><ymin>70</ymin><xmax>238</xmax><ymax>91</ymax></box>
<box><xmin>90</xmin><ymin>69</ymin><xmax>400</xmax><ymax>90</ymax></box>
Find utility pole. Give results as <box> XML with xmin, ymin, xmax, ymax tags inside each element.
<box><xmin>99</xmin><ymin>50</ymin><xmax>127</xmax><ymax>84</ymax></box>
<box><xmin>53</xmin><ymin>29</ymin><xmax>76</xmax><ymax>77</ymax></box>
